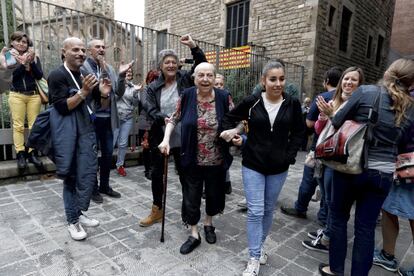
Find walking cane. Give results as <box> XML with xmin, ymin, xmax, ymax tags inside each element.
<box><xmin>160</xmin><ymin>153</ymin><xmax>169</xmax><ymax>242</ymax></box>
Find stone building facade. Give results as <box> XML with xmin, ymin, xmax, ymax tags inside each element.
<box><xmin>145</xmin><ymin>0</ymin><xmax>395</xmax><ymax>96</ymax></box>
<box><xmin>389</xmin><ymin>0</ymin><xmax>414</xmax><ymax>60</ymax></box>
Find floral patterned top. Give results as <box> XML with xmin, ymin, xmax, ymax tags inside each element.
<box><xmin>170</xmin><ymin>92</ymin><xmax>234</xmax><ymax>166</ymax></box>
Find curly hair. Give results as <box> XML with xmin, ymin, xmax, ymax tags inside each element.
<box><xmin>332</xmin><ymin>66</ymin><xmax>365</xmax><ymax>111</ymax></box>
<box><xmin>380</xmin><ymin>58</ymin><xmax>414</xmax><ymax>126</ymax></box>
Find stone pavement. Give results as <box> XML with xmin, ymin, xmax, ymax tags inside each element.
<box><xmin>0</xmin><ymin>151</ymin><xmax>412</xmax><ymax>276</ymax></box>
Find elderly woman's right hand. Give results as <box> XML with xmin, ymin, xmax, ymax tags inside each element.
<box><xmin>180</xmin><ymin>34</ymin><xmax>196</xmax><ymax>49</ymax></box>
<box><xmin>232</xmin><ymin>134</ymin><xmax>243</xmax><ymax>146</ymax></box>
<box><xmin>158</xmin><ymin>140</ymin><xmax>170</xmax><ymax>155</ymax></box>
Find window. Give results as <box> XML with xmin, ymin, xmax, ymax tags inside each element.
<box><xmin>339</xmin><ymin>6</ymin><xmax>352</xmax><ymax>52</ymax></box>
<box><xmin>226</xmin><ymin>0</ymin><xmax>250</xmax><ymax>48</ymax></box>
<box><xmin>375</xmin><ymin>35</ymin><xmax>384</xmax><ymax>66</ymax></box>
<box><xmin>157</xmin><ymin>29</ymin><xmax>167</xmax><ymax>54</ymax></box>
<box><xmin>328</xmin><ymin>5</ymin><xmax>336</xmax><ymax>27</ymax></box>
<box><xmin>366</xmin><ymin>35</ymin><xmax>373</xmax><ymax>59</ymax></box>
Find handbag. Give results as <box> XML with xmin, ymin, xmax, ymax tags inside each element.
<box><xmin>315</xmin><ymin>120</ymin><xmax>367</xmax><ymax>174</ymax></box>
<box><xmin>315</xmin><ymin>88</ymin><xmax>381</xmax><ymax>174</ymax></box>
<box><xmin>395</xmin><ymin>152</ymin><xmax>414</xmax><ymax>180</ymax></box>
<box><xmin>35</xmin><ymin>78</ymin><xmax>49</xmax><ymax>104</ymax></box>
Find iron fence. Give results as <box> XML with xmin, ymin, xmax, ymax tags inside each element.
<box><xmin>0</xmin><ymin>0</ymin><xmax>304</xmax><ymax>161</ymax></box>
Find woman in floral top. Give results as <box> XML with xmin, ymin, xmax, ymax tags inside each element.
<box><xmin>159</xmin><ymin>62</ymin><xmax>233</xmax><ymax>255</ymax></box>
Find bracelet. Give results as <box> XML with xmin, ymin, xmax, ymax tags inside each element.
<box><xmin>77</xmin><ymin>90</ymin><xmax>86</xmax><ymax>100</ymax></box>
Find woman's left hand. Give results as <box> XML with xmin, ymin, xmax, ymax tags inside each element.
<box><xmin>220</xmin><ymin>128</ymin><xmax>238</xmax><ymax>142</ymax></box>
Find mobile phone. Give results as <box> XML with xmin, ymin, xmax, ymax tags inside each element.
<box><xmin>184</xmin><ymin>59</ymin><xmax>194</xmax><ymax>64</ymax></box>
<box><xmin>5</xmin><ymin>50</ymin><xmax>17</xmax><ymax>67</ymax></box>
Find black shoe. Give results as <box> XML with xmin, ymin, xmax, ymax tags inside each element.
<box><xmin>100</xmin><ymin>188</ymin><xmax>121</xmax><ymax>198</ymax></box>
<box><xmin>302</xmin><ymin>237</ymin><xmax>329</xmax><ymax>253</ymax></box>
<box><xmin>318</xmin><ymin>263</ymin><xmax>336</xmax><ymax>275</ymax></box>
<box><xmin>16</xmin><ymin>151</ymin><xmax>27</xmax><ymax>170</ymax></box>
<box><xmin>144</xmin><ymin>171</ymin><xmax>152</xmax><ymax>180</ymax></box>
<box><xmin>280</xmin><ymin>205</ymin><xmax>307</xmax><ymax>219</ymax></box>
<box><xmin>179</xmin><ymin>234</ymin><xmax>201</xmax><ymax>254</ymax></box>
<box><xmin>225</xmin><ymin>181</ymin><xmax>232</xmax><ymax>195</ymax></box>
<box><xmin>204</xmin><ymin>225</ymin><xmax>216</xmax><ymax>244</ymax></box>
<box><xmin>27</xmin><ymin>151</ymin><xmax>43</xmax><ymax>168</ymax></box>
<box><xmin>91</xmin><ymin>193</ymin><xmax>103</xmax><ymax>204</ymax></box>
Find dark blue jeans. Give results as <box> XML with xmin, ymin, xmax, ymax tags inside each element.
<box><xmin>294</xmin><ymin>165</ymin><xmax>327</xmax><ymax>224</ymax></box>
<box><xmin>94</xmin><ymin>117</ymin><xmax>114</xmax><ymax>194</ymax></box>
<box><xmin>321</xmin><ymin>166</ymin><xmax>334</xmax><ymax>239</ymax></box>
<box><xmin>329</xmin><ymin>169</ymin><xmax>393</xmax><ymax>276</ymax></box>
<box><xmin>63</xmin><ymin>131</ymin><xmax>98</xmax><ymax>224</ymax></box>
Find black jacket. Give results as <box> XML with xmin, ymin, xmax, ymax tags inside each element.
<box><xmin>11</xmin><ymin>57</ymin><xmax>43</xmax><ymax>92</ymax></box>
<box><xmin>222</xmin><ymin>93</ymin><xmax>305</xmax><ymax>175</ymax></box>
<box><xmin>144</xmin><ymin>46</ymin><xmax>207</xmax><ymax>146</ymax></box>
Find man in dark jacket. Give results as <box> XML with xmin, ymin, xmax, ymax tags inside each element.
<box><xmin>48</xmin><ymin>37</ymin><xmax>103</xmax><ymax>241</ymax></box>
<box><xmin>81</xmin><ymin>38</ymin><xmax>133</xmax><ymax>203</ymax></box>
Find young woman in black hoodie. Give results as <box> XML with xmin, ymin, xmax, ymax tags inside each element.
<box><xmin>220</xmin><ymin>61</ymin><xmax>305</xmax><ymax>276</ymax></box>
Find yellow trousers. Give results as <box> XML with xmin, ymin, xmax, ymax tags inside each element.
<box><xmin>8</xmin><ymin>92</ymin><xmax>41</xmax><ymax>153</ymax></box>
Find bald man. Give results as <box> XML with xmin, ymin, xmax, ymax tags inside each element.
<box><xmin>48</xmin><ymin>37</ymin><xmax>106</xmax><ymax>241</ymax></box>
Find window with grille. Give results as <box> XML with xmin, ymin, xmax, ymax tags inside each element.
<box><xmin>226</xmin><ymin>0</ymin><xmax>250</xmax><ymax>48</ymax></box>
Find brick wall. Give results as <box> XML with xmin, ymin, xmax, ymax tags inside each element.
<box><xmin>390</xmin><ymin>0</ymin><xmax>414</xmax><ymax>56</ymax></box>
<box><xmin>313</xmin><ymin>0</ymin><xmax>395</xmax><ymax>94</ymax></box>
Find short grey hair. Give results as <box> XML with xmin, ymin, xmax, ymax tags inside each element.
<box><xmin>158</xmin><ymin>49</ymin><xmax>178</xmax><ymax>67</ymax></box>
<box><xmin>262</xmin><ymin>61</ymin><xmax>285</xmax><ymax>77</ymax></box>
<box><xmin>193</xmin><ymin>62</ymin><xmax>216</xmax><ymax>77</ymax></box>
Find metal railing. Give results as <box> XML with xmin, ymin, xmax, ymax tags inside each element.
<box><xmin>0</xmin><ymin>0</ymin><xmax>304</xmax><ymax>161</ymax></box>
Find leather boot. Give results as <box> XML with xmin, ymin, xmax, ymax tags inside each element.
<box><xmin>27</xmin><ymin>151</ymin><xmax>43</xmax><ymax>168</ymax></box>
<box><xmin>16</xmin><ymin>151</ymin><xmax>27</xmax><ymax>170</ymax></box>
<box><xmin>139</xmin><ymin>204</ymin><xmax>163</xmax><ymax>227</ymax></box>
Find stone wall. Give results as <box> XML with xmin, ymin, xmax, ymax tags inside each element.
<box><xmin>390</xmin><ymin>0</ymin><xmax>414</xmax><ymax>56</ymax></box>
<box><xmin>145</xmin><ymin>0</ymin><xmax>395</xmax><ymax>97</ymax></box>
<box><xmin>313</xmin><ymin>0</ymin><xmax>395</xmax><ymax>94</ymax></box>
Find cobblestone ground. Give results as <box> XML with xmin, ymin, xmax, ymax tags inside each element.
<box><xmin>0</xmin><ymin>152</ymin><xmax>412</xmax><ymax>276</ymax></box>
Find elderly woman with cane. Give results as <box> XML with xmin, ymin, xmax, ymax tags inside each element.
<box><xmin>139</xmin><ymin>34</ymin><xmax>207</xmax><ymax>227</ymax></box>
<box><xmin>158</xmin><ymin>62</ymin><xmax>234</xmax><ymax>254</ymax></box>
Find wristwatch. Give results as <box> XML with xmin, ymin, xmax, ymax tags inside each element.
<box><xmin>77</xmin><ymin>90</ymin><xmax>86</xmax><ymax>100</ymax></box>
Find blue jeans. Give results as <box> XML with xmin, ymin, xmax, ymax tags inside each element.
<box><xmin>321</xmin><ymin>167</ymin><xmax>333</xmax><ymax>240</ymax></box>
<box><xmin>329</xmin><ymin>169</ymin><xmax>393</xmax><ymax>276</ymax></box>
<box><xmin>63</xmin><ymin>131</ymin><xmax>97</xmax><ymax>224</ymax></box>
<box><xmin>243</xmin><ymin>166</ymin><xmax>288</xmax><ymax>259</ymax></box>
<box><xmin>295</xmin><ymin>165</ymin><xmax>327</xmax><ymax>224</ymax></box>
<box><xmin>93</xmin><ymin>117</ymin><xmax>114</xmax><ymax>193</ymax></box>
<box><xmin>115</xmin><ymin>118</ymin><xmax>134</xmax><ymax>167</ymax></box>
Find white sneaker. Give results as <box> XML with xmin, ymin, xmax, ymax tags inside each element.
<box><xmin>68</xmin><ymin>222</ymin><xmax>87</xmax><ymax>241</ymax></box>
<box><xmin>79</xmin><ymin>214</ymin><xmax>100</xmax><ymax>227</ymax></box>
<box><xmin>259</xmin><ymin>248</ymin><xmax>268</xmax><ymax>265</ymax></box>
<box><xmin>243</xmin><ymin>258</ymin><xmax>260</xmax><ymax>276</ymax></box>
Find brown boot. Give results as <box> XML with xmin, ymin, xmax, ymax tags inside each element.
<box><xmin>139</xmin><ymin>205</ymin><xmax>163</xmax><ymax>227</ymax></box>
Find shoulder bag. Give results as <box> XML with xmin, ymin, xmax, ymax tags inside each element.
<box><xmin>35</xmin><ymin>78</ymin><xmax>49</xmax><ymax>104</ymax></box>
<box><xmin>315</xmin><ymin>89</ymin><xmax>381</xmax><ymax>174</ymax></box>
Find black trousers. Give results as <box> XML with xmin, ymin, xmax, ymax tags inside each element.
<box><xmin>151</xmin><ymin>147</ymin><xmax>183</xmax><ymax>208</ymax></box>
<box><xmin>181</xmin><ymin>165</ymin><xmax>226</xmax><ymax>225</ymax></box>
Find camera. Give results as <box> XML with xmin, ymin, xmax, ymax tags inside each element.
<box><xmin>5</xmin><ymin>50</ymin><xmax>17</xmax><ymax>67</ymax></box>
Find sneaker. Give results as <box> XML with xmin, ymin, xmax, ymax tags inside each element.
<box><xmin>91</xmin><ymin>193</ymin><xmax>103</xmax><ymax>204</ymax></box>
<box><xmin>373</xmin><ymin>249</ymin><xmax>398</xmax><ymax>272</ymax></box>
<box><xmin>237</xmin><ymin>199</ymin><xmax>248</xmax><ymax>211</ymax></box>
<box><xmin>117</xmin><ymin>166</ymin><xmax>127</xmax><ymax>177</ymax></box>
<box><xmin>243</xmin><ymin>258</ymin><xmax>260</xmax><ymax>276</ymax></box>
<box><xmin>79</xmin><ymin>214</ymin><xmax>99</xmax><ymax>227</ymax></box>
<box><xmin>67</xmin><ymin>222</ymin><xmax>87</xmax><ymax>241</ymax></box>
<box><xmin>301</xmin><ymin>236</ymin><xmax>329</xmax><ymax>253</ymax></box>
<box><xmin>259</xmin><ymin>248</ymin><xmax>268</xmax><ymax>265</ymax></box>
<box><xmin>308</xmin><ymin>228</ymin><xmax>324</xmax><ymax>240</ymax></box>
<box><xmin>398</xmin><ymin>267</ymin><xmax>414</xmax><ymax>276</ymax></box>
<box><xmin>280</xmin><ymin>205</ymin><xmax>307</xmax><ymax>219</ymax></box>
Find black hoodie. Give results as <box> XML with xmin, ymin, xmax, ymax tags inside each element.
<box><xmin>222</xmin><ymin>92</ymin><xmax>305</xmax><ymax>175</ymax></box>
